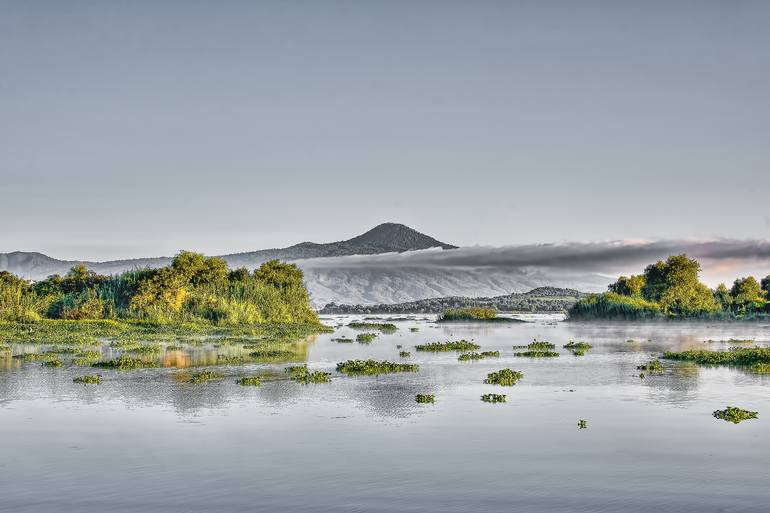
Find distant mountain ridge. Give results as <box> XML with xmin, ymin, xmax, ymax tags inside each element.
<box><xmin>0</xmin><ymin>223</ymin><xmax>456</xmax><ymax>280</ymax></box>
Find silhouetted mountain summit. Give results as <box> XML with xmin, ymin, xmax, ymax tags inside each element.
<box><xmin>0</xmin><ymin>223</ymin><xmax>456</xmax><ymax>280</ymax></box>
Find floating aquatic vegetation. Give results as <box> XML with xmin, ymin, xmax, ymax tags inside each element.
<box><xmin>130</xmin><ymin>344</ymin><xmax>162</xmax><ymax>355</ymax></box>
<box><xmin>636</xmin><ymin>360</ymin><xmax>663</xmax><ymax>373</ymax></box>
<box><xmin>578</xmin><ymin>419</ymin><xmax>588</xmax><ymax>429</ymax></box>
<box><xmin>248</xmin><ymin>349</ymin><xmax>300</xmax><ymax>362</ymax></box>
<box><xmin>348</xmin><ymin>322</ymin><xmax>397</xmax><ymax>333</ymax></box>
<box><xmin>713</xmin><ymin>406</ymin><xmax>758</xmax><ymax>424</ymax></box>
<box><xmin>458</xmin><ymin>351</ymin><xmax>499</xmax><ymax>361</ymax></box>
<box><xmin>93</xmin><ymin>355</ymin><xmax>159</xmax><ymax>370</ymax></box>
<box><xmin>399</xmin><ymin>351</ymin><xmax>411</xmax><ymax>358</ymax></box>
<box><xmin>663</xmin><ymin>347</ymin><xmax>770</xmax><ymax>368</ymax></box>
<box><xmin>284</xmin><ymin>364</ymin><xmax>331</xmax><ymax>384</ymax></box>
<box><xmin>527</xmin><ymin>341</ymin><xmax>556</xmax><ymax>350</ymax></box>
<box><xmin>484</xmin><ymin>368</ymin><xmax>523</xmax><ymax>386</ymax></box>
<box><xmin>332</xmin><ymin>337</ymin><xmax>354</xmax><ymax>343</ymax></box>
<box><xmin>42</xmin><ymin>357</ymin><xmax>63</xmax><ymax>367</ymax></box>
<box><xmin>336</xmin><ymin>359</ymin><xmax>419</xmax><ymax>376</ymax></box>
<box><xmin>46</xmin><ymin>345</ymin><xmax>78</xmax><ymax>354</ymax></box>
<box><xmin>356</xmin><ymin>333</ymin><xmax>378</xmax><ymax>344</ymax></box>
<box><xmin>415</xmin><ymin>340</ymin><xmax>480</xmax><ymax>352</ymax></box>
<box><xmin>216</xmin><ymin>354</ymin><xmax>253</xmax><ymax>365</ymax></box>
<box><xmin>415</xmin><ymin>394</ymin><xmax>435</xmax><ymax>403</ymax></box>
<box><xmin>563</xmin><ymin>341</ymin><xmax>592</xmax><ymax>356</ymax></box>
<box><xmin>110</xmin><ymin>340</ymin><xmax>141</xmax><ymax>351</ymax></box>
<box><xmin>238</xmin><ymin>376</ymin><xmax>261</xmax><ymax>386</ymax></box>
<box><xmin>707</xmin><ymin>338</ymin><xmax>754</xmax><ymax>344</ymax></box>
<box><xmin>481</xmin><ymin>393</ymin><xmax>506</xmax><ymax>403</ymax></box>
<box><xmin>189</xmin><ymin>370</ymin><xmax>224</xmax><ymax>384</ymax></box>
<box><xmin>750</xmin><ymin>363</ymin><xmax>770</xmax><ymax>374</ymax></box>
<box><xmin>73</xmin><ymin>375</ymin><xmax>102</xmax><ymax>385</ymax></box>
<box><xmin>514</xmin><ymin>350</ymin><xmax>559</xmax><ymax>358</ymax></box>
<box><xmin>18</xmin><ymin>352</ymin><xmax>59</xmax><ymax>362</ymax></box>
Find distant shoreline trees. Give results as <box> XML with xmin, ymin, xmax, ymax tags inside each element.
<box><xmin>569</xmin><ymin>254</ymin><xmax>770</xmax><ymax>320</ymax></box>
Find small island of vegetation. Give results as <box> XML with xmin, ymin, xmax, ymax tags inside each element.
<box><xmin>437</xmin><ymin>307</ymin><xmax>520</xmax><ymax>323</ymax></box>
<box><xmin>569</xmin><ymin>254</ymin><xmax>769</xmax><ymax>320</ymax></box>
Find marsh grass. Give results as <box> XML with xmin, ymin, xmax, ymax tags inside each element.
<box><xmin>415</xmin><ymin>340</ymin><xmax>480</xmax><ymax>352</ymax></box>
<box><xmin>713</xmin><ymin>406</ymin><xmax>758</xmax><ymax>424</ymax></box>
<box><xmin>336</xmin><ymin>359</ymin><xmax>419</xmax><ymax>376</ymax></box>
<box><xmin>484</xmin><ymin>369</ymin><xmax>523</xmax><ymax>386</ymax></box>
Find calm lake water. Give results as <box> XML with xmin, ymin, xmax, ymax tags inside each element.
<box><xmin>2</xmin><ymin>315</ymin><xmax>770</xmax><ymax>512</ymax></box>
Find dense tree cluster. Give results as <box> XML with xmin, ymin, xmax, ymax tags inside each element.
<box><xmin>571</xmin><ymin>254</ymin><xmax>769</xmax><ymax>319</ymax></box>
<box><xmin>0</xmin><ymin>252</ymin><xmax>318</xmax><ymax>325</ymax></box>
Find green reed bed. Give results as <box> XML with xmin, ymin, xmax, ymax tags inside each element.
<box><xmin>73</xmin><ymin>375</ymin><xmax>102</xmax><ymax>385</ymax></box>
<box><xmin>415</xmin><ymin>340</ymin><xmax>480</xmax><ymax>352</ymax></box>
<box><xmin>484</xmin><ymin>369</ymin><xmax>523</xmax><ymax>386</ymax></box>
<box><xmin>336</xmin><ymin>359</ymin><xmax>419</xmax><ymax>376</ymax></box>
<box><xmin>481</xmin><ymin>394</ymin><xmax>506</xmax><ymax>403</ymax></box>
<box><xmin>713</xmin><ymin>406</ymin><xmax>758</xmax><ymax>424</ymax></box>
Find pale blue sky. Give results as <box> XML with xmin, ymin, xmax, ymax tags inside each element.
<box><xmin>2</xmin><ymin>1</ymin><xmax>769</xmax><ymax>260</ymax></box>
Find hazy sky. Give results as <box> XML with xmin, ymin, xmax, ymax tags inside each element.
<box><xmin>2</xmin><ymin>1</ymin><xmax>769</xmax><ymax>260</ymax></box>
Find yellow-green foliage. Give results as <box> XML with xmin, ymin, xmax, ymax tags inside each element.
<box><xmin>439</xmin><ymin>307</ymin><xmax>497</xmax><ymax>321</ymax></box>
<box><xmin>0</xmin><ymin>254</ymin><xmax>320</xmax><ymax>327</ymax></box>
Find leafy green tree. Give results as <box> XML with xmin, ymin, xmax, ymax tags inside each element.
<box><xmin>171</xmin><ymin>251</ymin><xmax>228</xmax><ymax>286</ymax></box>
<box><xmin>761</xmin><ymin>276</ymin><xmax>770</xmax><ymax>298</ymax></box>
<box><xmin>639</xmin><ymin>254</ymin><xmax>718</xmax><ymax>315</ymax></box>
<box><xmin>228</xmin><ymin>267</ymin><xmax>251</xmax><ymax>282</ymax></box>
<box><xmin>713</xmin><ymin>283</ymin><xmax>732</xmax><ymax>310</ymax></box>
<box><xmin>730</xmin><ymin>277</ymin><xmax>764</xmax><ymax>313</ymax></box>
<box><xmin>608</xmin><ymin>274</ymin><xmax>645</xmax><ymax>297</ymax></box>
<box><xmin>254</xmin><ymin>260</ymin><xmax>305</xmax><ymax>290</ymax></box>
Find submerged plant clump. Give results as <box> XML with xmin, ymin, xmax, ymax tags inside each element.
<box><xmin>481</xmin><ymin>393</ymin><xmax>506</xmax><ymax>403</ymax></box>
<box><xmin>284</xmin><ymin>364</ymin><xmax>331</xmax><ymax>384</ymax></box>
<box><xmin>347</xmin><ymin>322</ymin><xmax>397</xmax><ymax>333</ymax></box>
<box><xmin>415</xmin><ymin>394</ymin><xmax>435</xmax><ymax>403</ymax></box>
<box><xmin>415</xmin><ymin>340</ymin><xmax>480</xmax><ymax>352</ymax></box>
<box><xmin>484</xmin><ymin>369</ymin><xmax>523</xmax><ymax>386</ymax></box>
<box><xmin>73</xmin><ymin>375</ymin><xmax>102</xmax><ymax>385</ymax></box>
<box><xmin>458</xmin><ymin>351</ymin><xmax>500</xmax><ymax>361</ymax></box>
<box><xmin>93</xmin><ymin>355</ymin><xmax>159</xmax><ymax>370</ymax></box>
<box><xmin>336</xmin><ymin>359</ymin><xmax>419</xmax><ymax>376</ymax></box>
<box><xmin>356</xmin><ymin>332</ymin><xmax>378</xmax><ymax>344</ymax></box>
<box><xmin>238</xmin><ymin>376</ymin><xmax>261</xmax><ymax>386</ymax></box>
<box><xmin>189</xmin><ymin>370</ymin><xmax>224</xmax><ymax>384</ymax></box>
<box><xmin>713</xmin><ymin>406</ymin><xmax>758</xmax><ymax>424</ymax></box>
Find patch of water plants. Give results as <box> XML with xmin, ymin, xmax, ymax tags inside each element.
<box><xmin>563</xmin><ymin>341</ymin><xmax>592</xmax><ymax>356</ymax></box>
<box><xmin>415</xmin><ymin>394</ymin><xmax>435</xmax><ymax>403</ymax></box>
<box><xmin>347</xmin><ymin>322</ymin><xmax>397</xmax><ymax>333</ymax></box>
<box><xmin>332</xmin><ymin>337</ymin><xmax>354</xmax><ymax>343</ymax></box>
<box><xmin>637</xmin><ymin>360</ymin><xmax>663</xmax><ymax>373</ymax></box>
<box><xmin>356</xmin><ymin>332</ymin><xmax>378</xmax><ymax>344</ymax></box>
<box><xmin>336</xmin><ymin>359</ymin><xmax>419</xmax><ymax>376</ymax></box>
<box><xmin>399</xmin><ymin>351</ymin><xmax>411</xmax><ymax>358</ymax></box>
<box><xmin>284</xmin><ymin>364</ymin><xmax>331</xmax><ymax>384</ymax></box>
<box><xmin>526</xmin><ymin>340</ymin><xmax>556</xmax><ymax>350</ymax></box>
<box><xmin>484</xmin><ymin>368</ymin><xmax>523</xmax><ymax>386</ymax></box>
<box><xmin>457</xmin><ymin>351</ymin><xmax>500</xmax><ymax>361</ymax></box>
<box><xmin>578</xmin><ymin>419</ymin><xmax>588</xmax><ymax>429</ymax></box>
<box><xmin>42</xmin><ymin>357</ymin><xmax>63</xmax><ymax>367</ymax></box>
<box><xmin>481</xmin><ymin>393</ymin><xmax>506</xmax><ymax>403</ymax></box>
<box><xmin>663</xmin><ymin>347</ymin><xmax>770</xmax><ymax>372</ymax></box>
<box><xmin>188</xmin><ymin>370</ymin><xmax>224</xmax><ymax>384</ymax></box>
<box><xmin>93</xmin><ymin>355</ymin><xmax>159</xmax><ymax>370</ymax></box>
<box><xmin>712</xmin><ymin>406</ymin><xmax>758</xmax><ymax>424</ymax></box>
<box><xmin>73</xmin><ymin>374</ymin><xmax>102</xmax><ymax>385</ymax></box>
<box><xmin>237</xmin><ymin>376</ymin><xmax>261</xmax><ymax>386</ymax></box>
<box><xmin>514</xmin><ymin>350</ymin><xmax>559</xmax><ymax>358</ymax></box>
<box><xmin>415</xmin><ymin>340</ymin><xmax>480</xmax><ymax>352</ymax></box>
